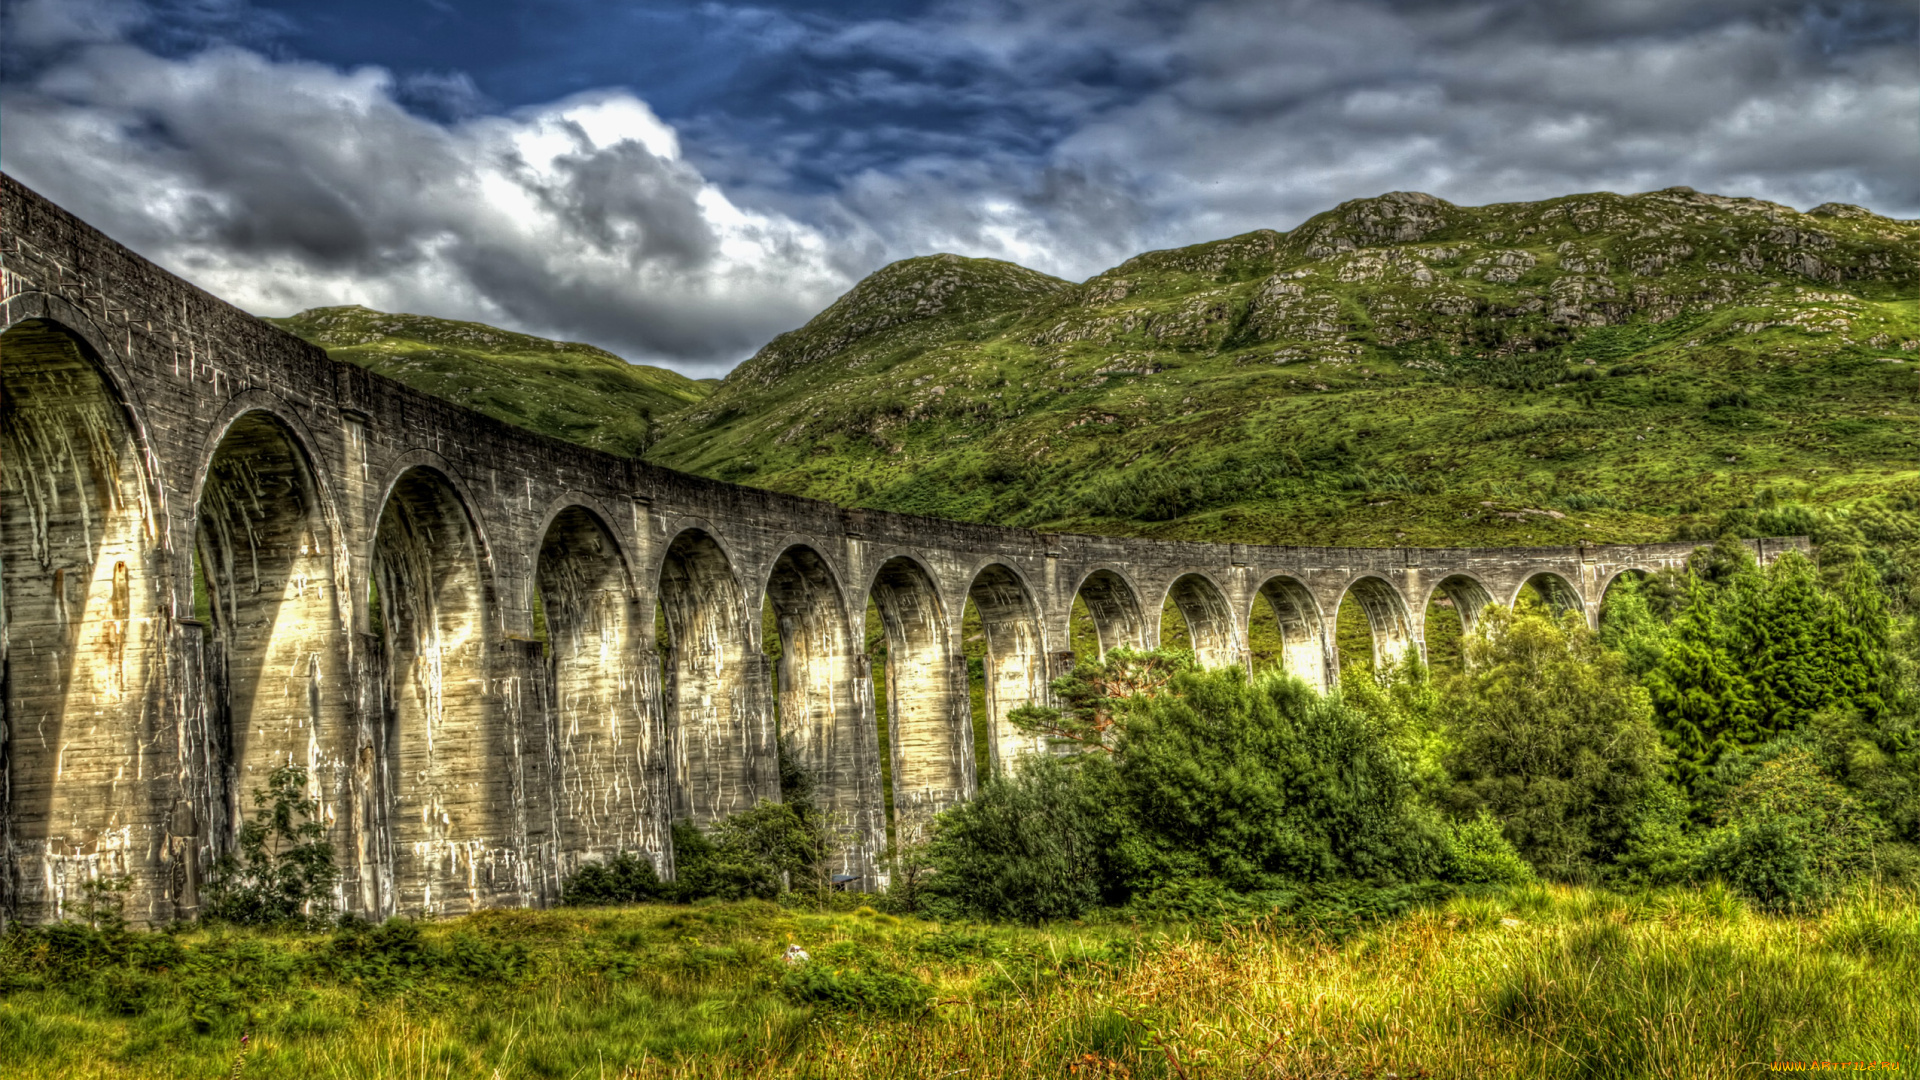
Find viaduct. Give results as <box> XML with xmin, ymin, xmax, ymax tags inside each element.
<box><xmin>0</xmin><ymin>175</ymin><xmax>1805</xmax><ymax>925</ymax></box>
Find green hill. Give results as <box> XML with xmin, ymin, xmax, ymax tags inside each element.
<box><xmin>267</xmin><ymin>305</ymin><xmax>714</xmax><ymax>457</ymax></box>
<box><xmin>646</xmin><ymin>188</ymin><xmax>1920</xmax><ymax>547</ymax></box>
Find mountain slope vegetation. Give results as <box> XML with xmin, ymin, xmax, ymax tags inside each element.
<box><xmin>268</xmin><ymin>305</ymin><xmax>715</xmax><ymax>457</ymax></box>
<box><xmin>647</xmin><ymin>188</ymin><xmax>1919</xmax><ymax>547</ymax></box>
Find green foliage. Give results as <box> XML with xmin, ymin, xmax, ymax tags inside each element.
<box><xmin>1637</xmin><ymin>545</ymin><xmax>1897</xmax><ymax>795</ymax></box>
<box><xmin>1103</xmin><ymin>669</ymin><xmax>1442</xmax><ymax>898</ymax></box>
<box><xmin>928</xmin><ymin>664</ymin><xmax>1444</xmax><ymax>920</ymax></box>
<box><xmin>1007</xmin><ymin>646</ymin><xmax>1191</xmax><ymax>753</ymax></box>
<box><xmin>71</xmin><ymin>874</ymin><xmax>133</xmax><ymax>932</ymax></box>
<box><xmin>1442</xmin><ymin>604</ymin><xmax>1677</xmax><ymax>882</ymax></box>
<box><xmin>662</xmin><ymin>739</ymin><xmax>832</xmax><ymax>904</ymax></box>
<box><xmin>921</xmin><ymin>755</ymin><xmax>1103</xmax><ymax>925</ymax></box>
<box><xmin>560</xmin><ymin>852</ymin><xmax>667</xmax><ymax>907</ymax></box>
<box><xmin>672</xmin><ymin>807</ymin><xmax>810</xmax><ymax>903</ymax></box>
<box><xmin>1802</xmin><ymin>706</ymin><xmax>1920</xmax><ymax>847</ymax></box>
<box><xmin>1441</xmin><ymin>812</ymin><xmax>1536</xmax><ymax>886</ymax></box>
<box><xmin>1695</xmin><ymin>749</ymin><xmax>1877</xmax><ymax>913</ymax></box>
<box><xmin>201</xmin><ymin>766</ymin><xmax>337</xmax><ymax>927</ymax></box>
<box><xmin>1645</xmin><ymin>576</ymin><xmax>1759</xmax><ymax>790</ymax></box>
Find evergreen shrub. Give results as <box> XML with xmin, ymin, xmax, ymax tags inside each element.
<box><xmin>920</xmin><ymin>754</ymin><xmax>1102</xmax><ymax>925</ymax></box>
<box><xmin>1695</xmin><ymin>750</ymin><xmax>1875</xmax><ymax>911</ymax></box>
<box><xmin>561</xmin><ymin>852</ymin><xmax>666</xmax><ymax>907</ymax></box>
<box><xmin>1442</xmin><ymin>812</ymin><xmax>1535</xmax><ymax>886</ymax></box>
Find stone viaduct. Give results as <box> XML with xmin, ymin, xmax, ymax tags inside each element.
<box><xmin>0</xmin><ymin>176</ymin><xmax>1806</xmax><ymax>925</ymax></box>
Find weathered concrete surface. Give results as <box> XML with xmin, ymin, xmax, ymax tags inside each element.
<box><xmin>0</xmin><ymin>174</ymin><xmax>1809</xmax><ymax>924</ymax></box>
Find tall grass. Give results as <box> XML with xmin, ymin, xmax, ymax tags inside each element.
<box><xmin>3</xmin><ymin>886</ymin><xmax>1915</xmax><ymax>1079</ymax></box>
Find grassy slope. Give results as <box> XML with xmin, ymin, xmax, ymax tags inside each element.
<box><xmin>267</xmin><ymin>306</ymin><xmax>714</xmax><ymax>458</ymax></box>
<box><xmin>7</xmin><ymin>888</ymin><xmax>1914</xmax><ymax>1078</ymax></box>
<box><xmin>649</xmin><ymin>189</ymin><xmax>1920</xmax><ymax>547</ymax></box>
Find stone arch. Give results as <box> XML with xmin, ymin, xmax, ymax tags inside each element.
<box><xmin>368</xmin><ymin>465</ymin><xmax>510</xmax><ymax>916</ymax></box>
<box><xmin>967</xmin><ymin>563</ymin><xmax>1047</xmax><ymax>774</ymax></box>
<box><xmin>1513</xmin><ymin>570</ymin><xmax>1586</xmax><ymax>617</ymax></box>
<box><xmin>536</xmin><ymin>505</ymin><xmax>667</xmax><ymax>882</ymax></box>
<box><xmin>192</xmin><ymin>407</ymin><xmax>353</xmax><ymax>907</ymax></box>
<box><xmin>1070</xmin><ymin>568</ymin><xmax>1149</xmax><ymax>657</ymax></box>
<box><xmin>1162</xmin><ymin>573</ymin><xmax>1239</xmax><ymax>670</ymax></box>
<box><xmin>1250</xmin><ymin>575</ymin><xmax>1330</xmax><ymax>689</ymax></box>
<box><xmin>867</xmin><ymin>555</ymin><xmax>968</xmax><ymax>844</ymax></box>
<box><xmin>1419</xmin><ymin>573</ymin><xmax>1494</xmax><ymax>674</ymax></box>
<box><xmin>1428</xmin><ymin>573</ymin><xmax>1497</xmax><ymax>635</ymax></box>
<box><xmin>765</xmin><ymin>545</ymin><xmax>880</xmax><ymax>886</ymax></box>
<box><xmin>1596</xmin><ymin>567</ymin><xmax>1653</xmax><ymax>630</ymax></box>
<box><xmin>1</xmin><ymin>317</ymin><xmax>165</xmax><ymax>924</ymax></box>
<box><xmin>1336</xmin><ymin>575</ymin><xmax>1416</xmax><ymax>674</ymax></box>
<box><xmin>656</xmin><ymin>527</ymin><xmax>776</xmax><ymax>830</ymax></box>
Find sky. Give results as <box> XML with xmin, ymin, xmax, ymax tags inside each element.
<box><xmin>2</xmin><ymin>0</ymin><xmax>1914</xmax><ymax>375</ymax></box>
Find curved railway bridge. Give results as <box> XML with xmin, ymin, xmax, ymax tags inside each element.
<box><xmin>0</xmin><ymin>176</ymin><xmax>1805</xmax><ymax>924</ymax></box>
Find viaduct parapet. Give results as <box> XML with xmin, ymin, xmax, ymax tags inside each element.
<box><xmin>0</xmin><ymin>175</ymin><xmax>1806</xmax><ymax>924</ymax></box>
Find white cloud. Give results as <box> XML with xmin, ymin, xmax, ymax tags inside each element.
<box><xmin>1</xmin><ymin>37</ymin><xmax>848</xmax><ymax>371</ymax></box>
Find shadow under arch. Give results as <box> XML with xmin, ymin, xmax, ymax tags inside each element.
<box><xmin>765</xmin><ymin>545</ymin><xmax>881</xmax><ymax>886</ymax></box>
<box><xmin>1336</xmin><ymin>575</ymin><xmax>1416</xmax><ymax>677</ymax></box>
<box><xmin>192</xmin><ymin>408</ymin><xmax>354</xmax><ymax>907</ymax></box>
<box><xmin>1515</xmin><ymin>571</ymin><xmax>1586</xmax><ymax>617</ymax></box>
<box><xmin>1429</xmin><ymin>574</ymin><xmax>1496</xmax><ymax>636</ymax></box>
<box><xmin>1</xmin><ymin>317</ymin><xmax>165</xmax><ymax>924</ymax></box>
<box><xmin>536</xmin><ymin>505</ymin><xmax>668</xmax><ymax>888</ymax></box>
<box><xmin>1250</xmin><ymin>575</ymin><xmax>1330</xmax><ymax>690</ymax></box>
<box><xmin>1071</xmin><ymin>568</ymin><xmax>1148</xmax><ymax>657</ymax></box>
<box><xmin>656</xmin><ymin>527</ymin><xmax>776</xmax><ymax>831</ymax></box>
<box><xmin>1163</xmin><ymin>573</ymin><xmax>1239</xmax><ymax>670</ymax></box>
<box><xmin>368</xmin><ymin>464</ymin><xmax>510</xmax><ymax>917</ymax></box>
<box><xmin>967</xmin><ymin>563</ymin><xmax>1046</xmax><ymax>776</ymax></box>
<box><xmin>867</xmin><ymin>555</ymin><xmax>969</xmax><ymax>845</ymax></box>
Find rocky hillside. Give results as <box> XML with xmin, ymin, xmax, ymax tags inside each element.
<box><xmin>269</xmin><ymin>306</ymin><xmax>714</xmax><ymax>458</ymax></box>
<box><xmin>647</xmin><ymin>188</ymin><xmax>1920</xmax><ymax>547</ymax></box>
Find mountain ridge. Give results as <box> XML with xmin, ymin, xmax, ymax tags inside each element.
<box><xmin>643</xmin><ymin>186</ymin><xmax>1918</xmax><ymax>547</ymax></box>
<box><xmin>276</xmin><ymin>187</ymin><xmax>1919</xmax><ymax>549</ymax></box>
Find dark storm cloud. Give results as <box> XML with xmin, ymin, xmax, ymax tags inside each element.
<box><xmin>1</xmin><ymin>0</ymin><xmax>1912</xmax><ymax>372</ymax></box>
<box><xmin>1013</xmin><ymin>0</ymin><xmax>1919</xmax><ymax>250</ymax></box>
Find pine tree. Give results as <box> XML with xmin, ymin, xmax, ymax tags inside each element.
<box><xmin>1750</xmin><ymin>551</ymin><xmax>1830</xmax><ymax>737</ymax></box>
<box><xmin>1823</xmin><ymin>559</ymin><xmax>1890</xmax><ymax>720</ymax></box>
<box><xmin>1646</xmin><ymin>575</ymin><xmax>1756</xmax><ymax>791</ymax></box>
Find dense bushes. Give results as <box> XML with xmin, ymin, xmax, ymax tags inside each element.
<box><xmin>1099</xmin><ymin>668</ymin><xmax>1442</xmax><ymax>898</ymax></box>
<box><xmin>1693</xmin><ymin>750</ymin><xmax>1878</xmax><ymax>912</ymax></box>
<box><xmin>920</xmin><ymin>537</ymin><xmax>1920</xmax><ymax>922</ymax></box>
<box><xmin>921</xmin><ymin>652</ymin><xmax>1467</xmax><ymax>923</ymax></box>
<box><xmin>919</xmin><ymin>754</ymin><xmax>1102</xmax><ymax>924</ymax></box>
<box><xmin>1440</xmin><ymin>604</ymin><xmax>1675</xmax><ymax>882</ymax></box>
<box><xmin>1594</xmin><ymin>537</ymin><xmax>1920</xmax><ymax>905</ymax></box>
<box><xmin>560</xmin><ymin>851</ymin><xmax>666</xmax><ymax>906</ymax></box>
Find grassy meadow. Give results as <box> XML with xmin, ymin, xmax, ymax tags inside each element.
<box><xmin>4</xmin><ymin>885</ymin><xmax>1916</xmax><ymax>1079</ymax></box>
